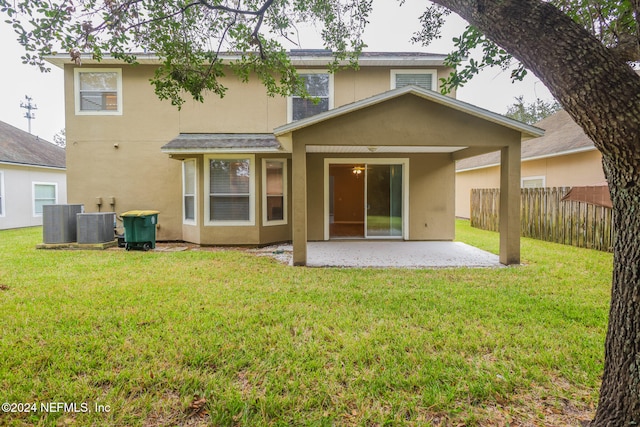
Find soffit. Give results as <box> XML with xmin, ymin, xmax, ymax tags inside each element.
<box><xmin>306</xmin><ymin>145</ymin><xmax>466</xmax><ymax>153</ymax></box>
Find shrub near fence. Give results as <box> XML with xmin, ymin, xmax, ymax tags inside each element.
<box><xmin>470</xmin><ymin>187</ymin><xmax>614</xmax><ymax>252</ymax></box>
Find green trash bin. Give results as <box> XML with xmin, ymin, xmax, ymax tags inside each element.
<box><xmin>121</xmin><ymin>210</ymin><xmax>159</xmax><ymax>251</ymax></box>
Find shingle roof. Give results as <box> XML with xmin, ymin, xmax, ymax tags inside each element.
<box><xmin>161</xmin><ymin>133</ymin><xmax>281</xmax><ymax>152</ymax></box>
<box><xmin>0</xmin><ymin>120</ymin><xmax>65</xmax><ymax>168</ymax></box>
<box><xmin>456</xmin><ymin>110</ymin><xmax>595</xmax><ymax>171</ymax></box>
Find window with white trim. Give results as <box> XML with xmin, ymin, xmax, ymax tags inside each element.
<box><xmin>33</xmin><ymin>183</ymin><xmax>57</xmax><ymax>216</ymax></box>
<box><xmin>391</xmin><ymin>69</ymin><xmax>438</xmax><ymax>91</ymax></box>
<box><xmin>522</xmin><ymin>176</ymin><xmax>546</xmax><ymax>188</ymax></box>
<box><xmin>183</xmin><ymin>159</ymin><xmax>197</xmax><ymax>224</ymax></box>
<box><xmin>74</xmin><ymin>68</ymin><xmax>122</xmax><ymax>115</ymax></box>
<box><xmin>263</xmin><ymin>159</ymin><xmax>287</xmax><ymax>225</ymax></box>
<box><xmin>289</xmin><ymin>71</ymin><xmax>333</xmax><ymax>122</ymax></box>
<box><xmin>0</xmin><ymin>171</ymin><xmax>4</xmax><ymax>217</ymax></box>
<box><xmin>205</xmin><ymin>156</ymin><xmax>255</xmax><ymax>225</ymax></box>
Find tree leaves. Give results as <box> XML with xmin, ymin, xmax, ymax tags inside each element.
<box><xmin>0</xmin><ymin>0</ymin><xmax>372</xmax><ymax>106</ymax></box>
<box><xmin>424</xmin><ymin>1</ymin><xmax>639</xmax><ymax>93</ymax></box>
<box><xmin>504</xmin><ymin>95</ymin><xmax>561</xmax><ymax>125</ymax></box>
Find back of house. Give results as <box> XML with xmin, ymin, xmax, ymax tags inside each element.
<box><xmin>47</xmin><ymin>50</ymin><xmax>540</xmax><ymax>265</ymax></box>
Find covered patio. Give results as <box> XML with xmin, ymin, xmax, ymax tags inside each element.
<box><xmin>274</xmin><ymin>86</ymin><xmax>544</xmax><ymax>267</ymax></box>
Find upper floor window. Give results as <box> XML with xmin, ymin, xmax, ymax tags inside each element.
<box><xmin>33</xmin><ymin>182</ymin><xmax>57</xmax><ymax>216</ymax></box>
<box><xmin>74</xmin><ymin>68</ymin><xmax>123</xmax><ymax>115</ymax></box>
<box><xmin>391</xmin><ymin>69</ymin><xmax>438</xmax><ymax>92</ymax></box>
<box><xmin>289</xmin><ymin>71</ymin><xmax>333</xmax><ymax>122</ymax></box>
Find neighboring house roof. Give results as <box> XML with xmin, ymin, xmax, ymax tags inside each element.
<box><xmin>274</xmin><ymin>85</ymin><xmax>544</xmax><ymax>139</ymax></box>
<box><xmin>45</xmin><ymin>51</ymin><xmax>449</xmax><ymax>68</ymax></box>
<box><xmin>456</xmin><ymin>110</ymin><xmax>595</xmax><ymax>172</ymax></box>
<box><xmin>161</xmin><ymin>133</ymin><xmax>281</xmax><ymax>154</ymax></box>
<box><xmin>0</xmin><ymin>120</ymin><xmax>65</xmax><ymax>169</ymax></box>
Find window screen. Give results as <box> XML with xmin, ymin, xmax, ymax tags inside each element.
<box><xmin>292</xmin><ymin>74</ymin><xmax>330</xmax><ymax>121</ymax></box>
<box><xmin>395</xmin><ymin>73</ymin><xmax>434</xmax><ymax>91</ymax></box>
<box><xmin>78</xmin><ymin>72</ymin><xmax>119</xmax><ymax>111</ymax></box>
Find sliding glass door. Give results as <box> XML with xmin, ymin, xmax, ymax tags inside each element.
<box><xmin>327</xmin><ymin>159</ymin><xmax>406</xmax><ymax>240</ymax></box>
<box><xmin>366</xmin><ymin>164</ymin><xmax>403</xmax><ymax>237</ymax></box>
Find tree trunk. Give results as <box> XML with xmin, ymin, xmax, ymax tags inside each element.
<box><xmin>431</xmin><ymin>0</ymin><xmax>640</xmax><ymax>424</ymax></box>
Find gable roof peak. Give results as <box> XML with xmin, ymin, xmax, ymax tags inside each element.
<box><xmin>275</xmin><ymin>85</ymin><xmax>544</xmax><ymax>139</ymax></box>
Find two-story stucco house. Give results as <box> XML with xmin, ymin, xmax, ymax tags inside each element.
<box><xmin>46</xmin><ymin>50</ymin><xmax>542</xmax><ymax>265</ymax></box>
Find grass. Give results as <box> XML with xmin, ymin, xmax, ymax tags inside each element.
<box><xmin>0</xmin><ymin>220</ymin><xmax>612</xmax><ymax>426</ymax></box>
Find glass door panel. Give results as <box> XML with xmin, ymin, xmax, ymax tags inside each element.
<box><xmin>366</xmin><ymin>164</ymin><xmax>402</xmax><ymax>237</ymax></box>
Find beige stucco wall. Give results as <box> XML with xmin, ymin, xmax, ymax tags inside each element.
<box><xmin>63</xmin><ymin>62</ymin><xmax>456</xmax><ymax>243</ymax></box>
<box><xmin>64</xmin><ymin>65</ymin><xmax>182</xmax><ymax>240</ymax></box>
<box><xmin>303</xmin><ymin>153</ymin><xmax>455</xmax><ymax>241</ymax></box>
<box><xmin>455</xmin><ymin>148</ymin><xmax>605</xmax><ymax>218</ymax></box>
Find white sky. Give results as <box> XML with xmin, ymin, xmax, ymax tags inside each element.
<box><xmin>0</xmin><ymin>0</ymin><xmax>553</xmax><ymax>143</ymax></box>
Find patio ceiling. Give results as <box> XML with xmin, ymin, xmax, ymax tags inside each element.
<box><xmin>305</xmin><ymin>145</ymin><xmax>467</xmax><ymax>153</ymax></box>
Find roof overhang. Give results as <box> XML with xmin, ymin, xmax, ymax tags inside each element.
<box><xmin>274</xmin><ymin>85</ymin><xmax>544</xmax><ymax>140</ymax></box>
<box><xmin>456</xmin><ymin>145</ymin><xmax>597</xmax><ymax>173</ymax></box>
<box><xmin>161</xmin><ymin>133</ymin><xmax>282</xmax><ymax>155</ymax></box>
<box><xmin>0</xmin><ymin>160</ymin><xmax>66</xmax><ymax>170</ymax></box>
<box><xmin>44</xmin><ymin>51</ymin><xmax>448</xmax><ymax>69</ymax></box>
<box><xmin>305</xmin><ymin>145</ymin><xmax>466</xmax><ymax>154</ymax></box>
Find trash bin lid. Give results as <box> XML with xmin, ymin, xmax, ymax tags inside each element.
<box><xmin>121</xmin><ymin>210</ymin><xmax>160</xmax><ymax>217</ymax></box>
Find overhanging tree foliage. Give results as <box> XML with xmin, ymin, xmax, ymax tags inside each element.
<box><xmin>1</xmin><ymin>0</ymin><xmax>372</xmax><ymax>106</ymax></box>
<box><xmin>2</xmin><ymin>0</ymin><xmax>639</xmax><ymax>425</ymax></box>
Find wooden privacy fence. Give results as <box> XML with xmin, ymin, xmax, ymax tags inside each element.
<box><xmin>470</xmin><ymin>187</ymin><xmax>614</xmax><ymax>252</ymax></box>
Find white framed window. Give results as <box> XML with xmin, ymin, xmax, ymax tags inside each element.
<box><xmin>74</xmin><ymin>68</ymin><xmax>123</xmax><ymax>115</ymax></box>
<box><xmin>183</xmin><ymin>159</ymin><xmax>197</xmax><ymax>224</ymax></box>
<box><xmin>205</xmin><ymin>155</ymin><xmax>255</xmax><ymax>226</ymax></box>
<box><xmin>33</xmin><ymin>182</ymin><xmax>58</xmax><ymax>216</ymax></box>
<box><xmin>0</xmin><ymin>171</ymin><xmax>4</xmax><ymax>217</ymax></box>
<box><xmin>262</xmin><ymin>159</ymin><xmax>287</xmax><ymax>226</ymax></box>
<box><xmin>391</xmin><ymin>69</ymin><xmax>438</xmax><ymax>91</ymax></box>
<box><xmin>288</xmin><ymin>70</ymin><xmax>334</xmax><ymax>122</ymax></box>
<box><xmin>522</xmin><ymin>176</ymin><xmax>546</xmax><ymax>188</ymax></box>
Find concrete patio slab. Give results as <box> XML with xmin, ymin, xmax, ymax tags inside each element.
<box><xmin>306</xmin><ymin>241</ymin><xmax>502</xmax><ymax>268</ymax></box>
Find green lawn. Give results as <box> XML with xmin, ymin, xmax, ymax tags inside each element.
<box><xmin>0</xmin><ymin>221</ymin><xmax>612</xmax><ymax>426</ymax></box>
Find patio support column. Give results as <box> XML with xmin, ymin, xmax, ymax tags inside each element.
<box><xmin>499</xmin><ymin>141</ymin><xmax>521</xmax><ymax>265</ymax></box>
<box><xmin>292</xmin><ymin>139</ymin><xmax>307</xmax><ymax>266</ymax></box>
